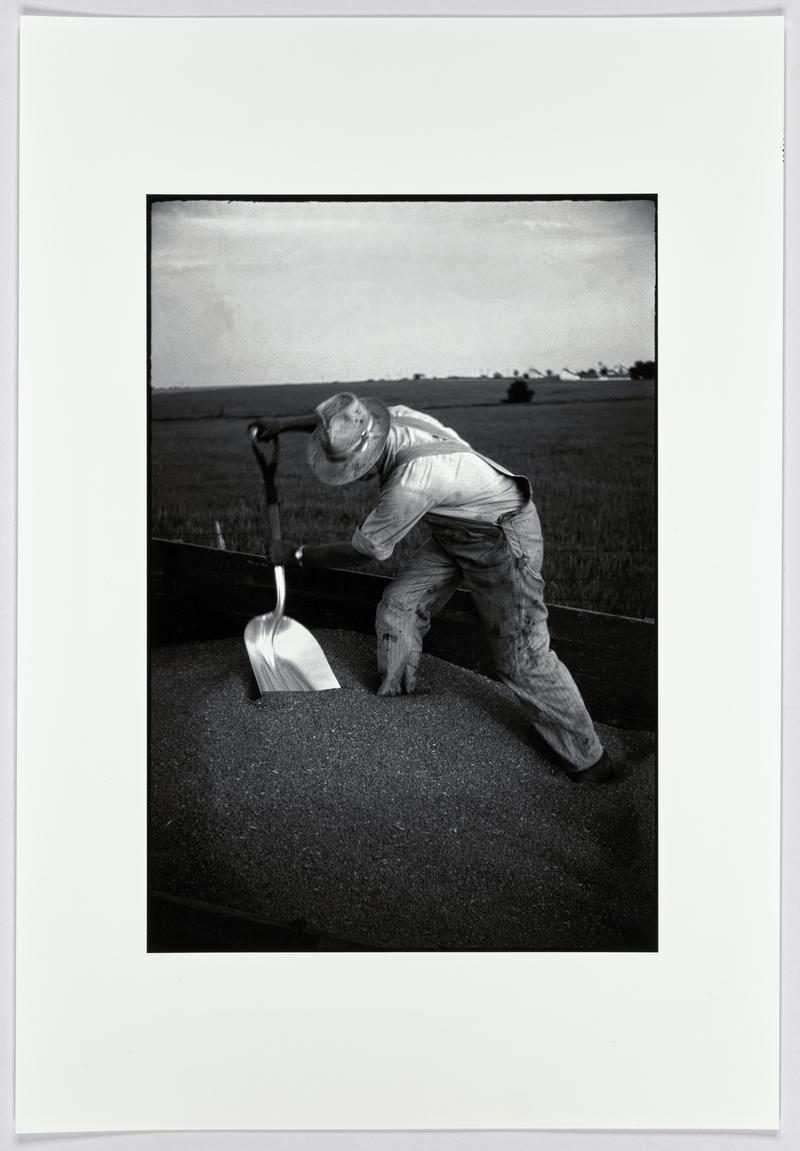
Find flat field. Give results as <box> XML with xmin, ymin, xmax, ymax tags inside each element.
<box><xmin>150</xmin><ymin>377</ymin><xmax>656</xmax><ymax>618</ymax></box>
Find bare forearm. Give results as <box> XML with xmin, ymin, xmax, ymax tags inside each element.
<box><xmin>275</xmin><ymin>413</ymin><xmax>318</xmax><ymax>433</ymax></box>
<box><xmin>301</xmin><ymin>542</ymin><xmax>374</xmax><ymax>569</ymax></box>
<box><xmin>249</xmin><ymin>413</ymin><xmax>318</xmax><ymax>441</ymax></box>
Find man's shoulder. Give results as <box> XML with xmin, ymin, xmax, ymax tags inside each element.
<box><xmin>388</xmin><ymin>403</ymin><xmax>425</xmax><ymax>419</ymax></box>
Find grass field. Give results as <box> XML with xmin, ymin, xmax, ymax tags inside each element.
<box><xmin>150</xmin><ymin>377</ymin><xmax>656</xmax><ymax>618</ymax></box>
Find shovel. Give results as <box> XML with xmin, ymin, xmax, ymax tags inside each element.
<box><xmin>244</xmin><ymin>429</ymin><xmax>340</xmax><ymax>693</ymax></box>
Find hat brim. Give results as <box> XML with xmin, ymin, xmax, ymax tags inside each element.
<box><xmin>306</xmin><ymin>396</ymin><xmax>391</xmax><ymax>486</ymax></box>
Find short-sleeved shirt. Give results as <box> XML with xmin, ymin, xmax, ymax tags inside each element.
<box><xmin>352</xmin><ymin>405</ymin><xmax>526</xmax><ymax>561</ymax></box>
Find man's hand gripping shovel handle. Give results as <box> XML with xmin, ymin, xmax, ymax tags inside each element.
<box><xmin>248</xmin><ymin>416</ymin><xmax>316</xmax><ymax>563</ymax></box>
<box><xmin>248</xmin><ymin>413</ymin><xmax>318</xmax><ymax>443</ymax></box>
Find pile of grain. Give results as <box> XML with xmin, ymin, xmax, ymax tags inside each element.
<box><xmin>150</xmin><ymin>630</ymin><xmax>655</xmax><ymax>951</ymax></box>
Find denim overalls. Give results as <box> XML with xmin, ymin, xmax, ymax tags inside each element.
<box><xmin>375</xmin><ymin>416</ymin><xmax>604</xmax><ymax>771</ymax></box>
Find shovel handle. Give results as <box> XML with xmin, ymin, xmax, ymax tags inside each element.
<box><xmin>249</xmin><ymin>428</ymin><xmax>282</xmax><ymax>545</ymax></box>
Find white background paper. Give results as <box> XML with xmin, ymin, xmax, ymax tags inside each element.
<box><xmin>4</xmin><ymin>1</ymin><xmax>796</xmax><ymax>1146</ymax></box>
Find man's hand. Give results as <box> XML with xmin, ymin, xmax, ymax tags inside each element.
<box><xmin>248</xmin><ymin>414</ymin><xmax>318</xmax><ymax>441</ymax></box>
<box><xmin>267</xmin><ymin>540</ymin><xmax>302</xmax><ymax>567</ymax></box>
<box><xmin>248</xmin><ymin>418</ymin><xmax>282</xmax><ymax>443</ymax></box>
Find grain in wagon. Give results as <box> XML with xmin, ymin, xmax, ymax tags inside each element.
<box><xmin>150</xmin><ymin>629</ymin><xmax>656</xmax><ymax>950</ymax></box>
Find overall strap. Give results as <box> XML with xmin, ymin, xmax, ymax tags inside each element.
<box><xmin>394</xmin><ymin>441</ymin><xmax>474</xmax><ymax>468</ymax></box>
<box><xmin>390</xmin><ymin>412</ymin><xmax>532</xmax><ymax>502</ymax></box>
<box><xmin>391</xmin><ymin>413</ymin><xmax>473</xmax><ymax>469</ymax></box>
<box><xmin>391</xmin><ymin>413</ymin><xmax>469</xmax><ymax>444</ymax></box>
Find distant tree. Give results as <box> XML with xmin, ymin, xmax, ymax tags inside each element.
<box><xmin>545</xmin><ymin>368</ymin><xmax>554</xmax><ymax>377</ymax></box>
<box><xmin>512</xmin><ymin>369</ymin><xmax>519</xmax><ymax>377</ymax></box>
<box><xmin>413</xmin><ymin>372</ymin><xmax>425</xmax><ymax>380</ymax></box>
<box><xmin>599</xmin><ymin>363</ymin><xmax>608</xmax><ymax>377</ymax></box>
<box><xmin>492</xmin><ymin>371</ymin><xmax>504</xmax><ymax>379</ymax></box>
<box><xmin>506</xmin><ymin>379</ymin><xmax>534</xmax><ymax>404</ymax></box>
<box><xmin>629</xmin><ymin>360</ymin><xmax>656</xmax><ymax>380</ymax></box>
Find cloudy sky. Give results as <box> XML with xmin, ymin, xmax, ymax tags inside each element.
<box><xmin>150</xmin><ymin>198</ymin><xmax>655</xmax><ymax>388</ymax></box>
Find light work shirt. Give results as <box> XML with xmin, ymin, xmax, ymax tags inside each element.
<box><xmin>352</xmin><ymin>405</ymin><xmax>526</xmax><ymax>561</ymax></box>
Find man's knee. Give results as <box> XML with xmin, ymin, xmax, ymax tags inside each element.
<box><xmin>376</xmin><ymin>587</ymin><xmax>419</xmax><ymax>635</ymax></box>
<box><xmin>375</xmin><ymin>595</ymin><xmax>423</xmax><ymax>692</ymax></box>
<box><xmin>490</xmin><ymin>630</ymin><xmax>558</xmax><ymax>687</ymax></box>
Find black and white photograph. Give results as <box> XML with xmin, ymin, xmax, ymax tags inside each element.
<box><xmin>148</xmin><ymin>195</ymin><xmax>657</xmax><ymax>953</ymax></box>
<box><xmin>14</xmin><ymin>10</ymin><xmax>785</xmax><ymax>1133</ymax></box>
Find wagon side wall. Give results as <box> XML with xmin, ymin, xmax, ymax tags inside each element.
<box><xmin>150</xmin><ymin>539</ymin><xmax>655</xmax><ymax>731</ymax></box>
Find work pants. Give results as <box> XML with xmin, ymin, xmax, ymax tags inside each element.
<box><xmin>375</xmin><ymin>503</ymin><xmax>604</xmax><ymax>771</ymax></box>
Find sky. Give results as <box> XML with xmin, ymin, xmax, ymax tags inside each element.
<box><xmin>150</xmin><ymin>198</ymin><xmax>655</xmax><ymax>388</ymax></box>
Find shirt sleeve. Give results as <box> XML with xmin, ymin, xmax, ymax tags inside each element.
<box><xmin>352</xmin><ymin>465</ymin><xmax>439</xmax><ymax>561</ymax></box>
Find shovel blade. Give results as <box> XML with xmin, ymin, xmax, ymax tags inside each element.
<box><xmin>244</xmin><ymin>613</ymin><xmax>340</xmax><ymax>693</ymax></box>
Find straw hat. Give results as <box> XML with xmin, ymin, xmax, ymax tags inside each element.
<box><xmin>306</xmin><ymin>392</ymin><xmax>391</xmax><ymax>486</ymax></box>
